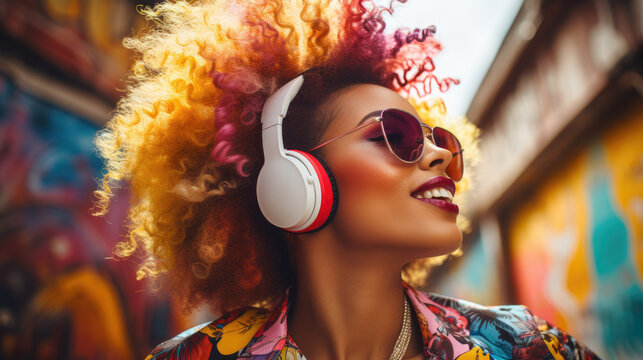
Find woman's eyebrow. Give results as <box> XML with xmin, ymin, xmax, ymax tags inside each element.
<box><xmin>358</xmin><ymin>110</ymin><xmax>384</xmax><ymax>124</ymax></box>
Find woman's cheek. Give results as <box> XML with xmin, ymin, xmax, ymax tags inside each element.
<box><xmin>325</xmin><ymin>143</ymin><xmax>405</xmax><ymax>241</ymax></box>
<box><xmin>328</xmin><ymin>143</ymin><xmax>399</xmax><ymax>197</ymax></box>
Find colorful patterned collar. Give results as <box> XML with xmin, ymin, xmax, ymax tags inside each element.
<box><xmin>228</xmin><ymin>283</ymin><xmax>477</xmax><ymax>359</ymax></box>
<box><xmin>147</xmin><ymin>281</ymin><xmax>596</xmax><ymax>360</ymax></box>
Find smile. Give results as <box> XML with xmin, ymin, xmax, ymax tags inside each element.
<box><xmin>410</xmin><ymin>176</ymin><xmax>459</xmax><ymax>214</ymax></box>
<box><xmin>413</xmin><ymin>187</ymin><xmax>453</xmax><ymax>202</ymax></box>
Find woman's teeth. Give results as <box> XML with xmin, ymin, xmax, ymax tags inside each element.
<box><xmin>414</xmin><ymin>187</ymin><xmax>453</xmax><ymax>202</ymax></box>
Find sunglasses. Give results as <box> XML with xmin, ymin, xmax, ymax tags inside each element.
<box><xmin>309</xmin><ymin>108</ymin><xmax>464</xmax><ymax>181</ymax></box>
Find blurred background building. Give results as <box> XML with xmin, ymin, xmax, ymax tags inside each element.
<box><xmin>427</xmin><ymin>0</ymin><xmax>643</xmax><ymax>359</ymax></box>
<box><xmin>0</xmin><ymin>0</ymin><xmax>641</xmax><ymax>359</ymax></box>
<box><xmin>0</xmin><ymin>0</ymin><xmax>185</xmax><ymax>359</ymax></box>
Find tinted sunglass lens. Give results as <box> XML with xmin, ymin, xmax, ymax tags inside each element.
<box><xmin>380</xmin><ymin>109</ymin><xmax>424</xmax><ymax>162</ymax></box>
<box><xmin>433</xmin><ymin>127</ymin><xmax>463</xmax><ymax>181</ymax></box>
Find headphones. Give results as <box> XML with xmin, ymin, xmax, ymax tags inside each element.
<box><xmin>256</xmin><ymin>75</ymin><xmax>338</xmax><ymax>233</ymax></box>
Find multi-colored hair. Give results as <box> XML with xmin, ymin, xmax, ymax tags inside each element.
<box><xmin>94</xmin><ymin>0</ymin><xmax>479</xmax><ymax>313</ymax></box>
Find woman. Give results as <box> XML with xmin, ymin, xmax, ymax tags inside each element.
<box><xmin>94</xmin><ymin>0</ymin><xmax>601</xmax><ymax>359</ymax></box>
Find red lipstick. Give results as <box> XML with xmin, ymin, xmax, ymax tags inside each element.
<box><xmin>411</xmin><ymin>176</ymin><xmax>459</xmax><ymax>214</ymax></box>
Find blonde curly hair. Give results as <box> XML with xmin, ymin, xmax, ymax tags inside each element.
<box><xmin>94</xmin><ymin>0</ymin><xmax>479</xmax><ymax>313</ymax></box>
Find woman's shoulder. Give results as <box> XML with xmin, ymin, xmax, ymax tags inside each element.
<box><xmin>412</xmin><ymin>290</ymin><xmax>601</xmax><ymax>359</ymax></box>
<box><xmin>424</xmin><ymin>291</ymin><xmax>537</xmax><ymax>326</ymax></box>
<box><xmin>411</xmin><ymin>288</ymin><xmax>539</xmax><ymax>328</ymax></box>
<box><xmin>145</xmin><ymin>307</ymin><xmax>270</xmax><ymax>360</ymax></box>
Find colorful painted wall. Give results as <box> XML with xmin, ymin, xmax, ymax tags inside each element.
<box><xmin>2</xmin><ymin>0</ymin><xmax>149</xmax><ymax>99</ymax></box>
<box><xmin>0</xmin><ymin>73</ymin><xmax>181</xmax><ymax>359</ymax></box>
<box><xmin>508</xmin><ymin>99</ymin><xmax>643</xmax><ymax>359</ymax></box>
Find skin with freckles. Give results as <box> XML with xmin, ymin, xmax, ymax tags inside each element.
<box><xmin>287</xmin><ymin>84</ymin><xmax>463</xmax><ymax>360</ymax></box>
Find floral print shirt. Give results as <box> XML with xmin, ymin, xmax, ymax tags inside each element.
<box><xmin>146</xmin><ymin>283</ymin><xmax>600</xmax><ymax>360</ymax></box>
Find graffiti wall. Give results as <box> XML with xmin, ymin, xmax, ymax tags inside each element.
<box><xmin>508</xmin><ymin>99</ymin><xmax>643</xmax><ymax>359</ymax></box>
<box><xmin>1</xmin><ymin>0</ymin><xmax>150</xmax><ymax>99</ymax></box>
<box><xmin>0</xmin><ymin>73</ymin><xmax>180</xmax><ymax>359</ymax></box>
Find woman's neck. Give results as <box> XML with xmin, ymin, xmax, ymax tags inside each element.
<box><xmin>287</xmin><ymin>231</ymin><xmax>424</xmax><ymax>360</ymax></box>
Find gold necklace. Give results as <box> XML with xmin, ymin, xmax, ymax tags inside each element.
<box><xmin>388</xmin><ymin>296</ymin><xmax>412</xmax><ymax>360</ymax></box>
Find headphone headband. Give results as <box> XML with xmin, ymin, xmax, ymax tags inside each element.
<box><xmin>261</xmin><ymin>75</ymin><xmax>304</xmax><ymax>129</ymax></box>
<box><xmin>260</xmin><ymin>76</ymin><xmax>304</xmax><ymax>160</ymax></box>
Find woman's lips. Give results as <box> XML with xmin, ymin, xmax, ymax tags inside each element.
<box><xmin>411</xmin><ymin>176</ymin><xmax>455</xmax><ymax>196</ymax></box>
<box><xmin>411</xmin><ymin>176</ymin><xmax>459</xmax><ymax>214</ymax></box>
<box><xmin>414</xmin><ymin>197</ymin><xmax>459</xmax><ymax>214</ymax></box>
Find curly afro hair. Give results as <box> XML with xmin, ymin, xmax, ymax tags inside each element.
<box><xmin>94</xmin><ymin>0</ymin><xmax>478</xmax><ymax>314</ymax></box>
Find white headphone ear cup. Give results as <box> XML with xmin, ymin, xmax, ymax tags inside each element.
<box><xmin>256</xmin><ymin>155</ymin><xmax>316</xmax><ymax>229</ymax></box>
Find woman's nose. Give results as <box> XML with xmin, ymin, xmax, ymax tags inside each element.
<box><xmin>418</xmin><ymin>139</ymin><xmax>453</xmax><ymax>175</ymax></box>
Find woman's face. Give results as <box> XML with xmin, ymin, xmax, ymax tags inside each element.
<box><xmin>319</xmin><ymin>84</ymin><xmax>462</xmax><ymax>257</ymax></box>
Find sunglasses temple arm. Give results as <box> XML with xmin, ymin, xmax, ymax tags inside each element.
<box><xmin>309</xmin><ymin>118</ymin><xmax>380</xmax><ymax>152</ymax></box>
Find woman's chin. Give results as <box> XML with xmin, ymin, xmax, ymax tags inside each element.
<box><xmin>411</xmin><ymin>227</ymin><xmax>462</xmax><ymax>257</ymax></box>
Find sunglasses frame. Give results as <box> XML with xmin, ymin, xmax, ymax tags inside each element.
<box><xmin>309</xmin><ymin>108</ymin><xmax>463</xmax><ymax>180</ymax></box>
